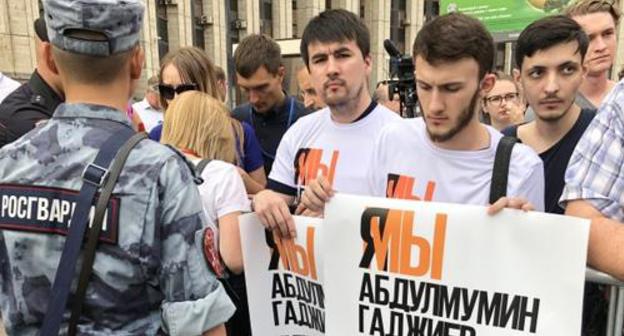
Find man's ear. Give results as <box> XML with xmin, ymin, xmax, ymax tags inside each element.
<box><xmin>277</xmin><ymin>65</ymin><xmax>286</xmax><ymax>82</ymax></box>
<box><xmin>130</xmin><ymin>46</ymin><xmax>144</xmax><ymax>80</ymax></box>
<box><xmin>513</xmin><ymin>68</ymin><xmax>521</xmax><ymax>83</ymax></box>
<box><xmin>44</xmin><ymin>43</ymin><xmax>60</xmax><ymax>76</ymax></box>
<box><xmin>480</xmin><ymin>73</ymin><xmax>496</xmax><ymax>96</ymax></box>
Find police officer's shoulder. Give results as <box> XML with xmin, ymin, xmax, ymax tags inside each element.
<box><xmin>127</xmin><ymin>139</ymin><xmax>199</xmax><ymax>184</ymax></box>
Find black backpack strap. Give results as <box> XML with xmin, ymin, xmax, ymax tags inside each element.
<box><xmin>489</xmin><ymin>136</ymin><xmax>517</xmax><ymax>204</ymax></box>
<box><xmin>40</xmin><ymin>127</ymin><xmax>137</xmax><ymax>336</ymax></box>
<box><xmin>67</xmin><ymin>132</ymin><xmax>147</xmax><ymax>335</ymax></box>
<box><xmin>195</xmin><ymin>158</ymin><xmax>212</xmax><ymax>176</ymax></box>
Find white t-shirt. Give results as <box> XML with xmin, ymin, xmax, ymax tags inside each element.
<box><xmin>193</xmin><ymin>159</ymin><xmax>250</xmax><ymax>225</ymax></box>
<box><xmin>368</xmin><ymin>118</ymin><xmax>545</xmax><ymax>210</ymax></box>
<box><xmin>269</xmin><ymin>103</ymin><xmax>401</xmax><ymax>196</ymax></box>
<box><xmin>132</xmin><ymin>98</ymin><xmax>163</xmax><ymax>132</ymax></box>
<box><xmin>0</xmin><ymin>72</ymin><xmax>20</xmax><ymax>103</ymax></box>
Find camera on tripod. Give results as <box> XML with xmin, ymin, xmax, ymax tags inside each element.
<box><xmin>383</xmin><ymin>39</ymin><xmax>419</xmax><ymax>118</ymax></box>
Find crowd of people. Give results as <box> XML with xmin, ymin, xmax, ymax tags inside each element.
<box><xmin>0</xmin><ymin>0</ymin><xmax>622</xmax><ymax>335</ymax></box>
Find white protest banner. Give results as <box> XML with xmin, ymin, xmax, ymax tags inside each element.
<box><xmin>239</xmin><ymin>213</ymin><xmax>325</xmax><ymax>336</ymax></box>
<box><xmin>322</xmin><ymin>194</ymin><xmax>590</xmax><ymax>336</ymax></box>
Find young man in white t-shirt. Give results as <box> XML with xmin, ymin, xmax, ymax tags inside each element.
<box><xmin>252</xmin><ymin>9</ymin><xmax>400</xmax><ymax>237</ymax></box>
<box><xmin>303</xmin><ymin>13</ymin><xmax>544</xmax><ymax>213</ymax></box>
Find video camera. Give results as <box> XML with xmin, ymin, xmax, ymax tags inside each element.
<box><xmin>383</xmin><ymin>39</ymin><xmax>418</xmax><ymax>118</ymax></box>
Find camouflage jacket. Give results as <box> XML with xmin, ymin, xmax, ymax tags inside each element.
<box><xmin>0</xmin><ymin>103</ymin><xmax>234</xmax><ymax>335</ymax></box>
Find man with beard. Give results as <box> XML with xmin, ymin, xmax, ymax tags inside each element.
<box><xmin>251</xmin><ymin>9</ymin><xmax>400</xmax><ymax>237</ymax></box>
<box><xmin>565</xmin><ymin>0</ymin><xmax>620</xmax><ymax>109</ymax></box>
<box><xmin>297</xmin><ymin>13</ymin><xmax>543</xmax><ymax>225</ymax></box>
<box><xmin>359</xmin><ymin>13</ymin><xmax>544</xmax><ymax>209</ymax></box>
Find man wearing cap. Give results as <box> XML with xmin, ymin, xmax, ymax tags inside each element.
<box><xmin>0</xmin><ymin>17</ymin><xmax>64</xmax><ymax>148</ymax></box>
<box><xmin>0</xmin><ymin>1</ymin><xmax>233</xmax><ymax>335</ymax></box>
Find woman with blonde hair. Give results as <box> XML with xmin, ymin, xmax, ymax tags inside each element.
<box><xmin>150</xmin><ymin>47</ymin><xmax>266</xmax><ymax>193</ymax></box>
<box><xmin>161</xmin><ymin>91</ymin><xmax>247</xmax><ymax>274</ymax></box>
<box><xmin>161</xmin><ymin>91</ymin><xmax>252</xmax><ymax>336</ymax></box>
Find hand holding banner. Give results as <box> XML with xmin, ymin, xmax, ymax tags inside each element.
<box><xmin>240</xmin><ymin>213</ymin><xmax>325</xmax><ymax>336</ymax></box>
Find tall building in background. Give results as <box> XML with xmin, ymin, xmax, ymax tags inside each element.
<box><xmin>1</xmin><ymin>0</ymin><xmax>622</xmax><ymax>106</ymax></box>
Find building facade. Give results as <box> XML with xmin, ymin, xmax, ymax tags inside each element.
<box><xmin>1</xmin><ymin>0</ymin><xmax>623</xmax><ymax>105</ymax></box>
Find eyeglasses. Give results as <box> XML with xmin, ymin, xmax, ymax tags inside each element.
<box><xmin>158</xmin><ymin>83</ymin><xmax>198</xmax><ymax>100</ymax></box>
<box><xmin>485</xmin><ymin>92</ymin><xmax>519</xmax><ymax>106</ymax></box>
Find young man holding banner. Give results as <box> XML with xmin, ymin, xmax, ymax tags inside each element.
<box><xmin>252</xmin><ymin>9</ymin><xmax>400</xmax><ymax>237</ymax></box>
<box><xmin>302</xmin><ymin>13</ymin><xmax>544</xmax><ymax>213</ymax></box>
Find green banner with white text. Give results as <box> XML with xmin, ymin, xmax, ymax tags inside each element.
<box><xmin>440</xmin><ymin>0</ymin><xmax>573</xmax><ymax>39</ymax></box>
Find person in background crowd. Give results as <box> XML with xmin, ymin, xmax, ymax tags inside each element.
<box><xmin>295</xmin><ymin>64</ymin><xmax>325</xmax><ymax>111</ymax></box>
<box><xmin>215</xmin><ymin>65</ymin><xmax>228</xmax><ymax>103</ymax></box>
<box><xmin>151</xmin><ymin>47</ymin><xmax>266</xmax><ymax>194</ymax></box>
<box><xmin>374</xmin><ymin>81</ymin><xmax>401</xmax><ymax>114</ymax></box>
<box><xmin>565</xmin><ymin>0</ymin><xmax>620</xmax><ymax>109</ymax></box>
<box><xmin>132</xmin><ymin>75</ymin><xmax>162</xmax><ymax>133</ymax></box>
<box><xmin>301</xmin><ymin>13</ymin><xmax>544</xmax><ymax>221</ymax></box>
<box><xmin>0</xmin><ymin>72</ymin><xmax>19</xmax><ymax>104</ymax></box>
<box><xmin>0</xmin><ymin>17</ymin><xmax>63</xmax><ymax>148</ymax></box>
<box><xmin>232</xmin><ymin>34</ymin><xmax>308</xmax><ymax>175</ymax></box>
<box><xmin>504</xmin><ymin>15</ymin><xmax>601</xmax><ymax>336</ymax></box>
<box><xmin>0</xmin><ymin>0</ymin><xmax>234</xmax><ymax>334</ymax></box>
<box><xmin>161</xmin><ymin>90</ymin><xmax>251</xmax><ymax>336</ymax></box>
<box><xmin>481</xmin><ymin>71</ymin><xmax>526</xmax><ymax>131</ymax></box>
<box><xmin>252</xmin><ymin>9</ymin><xmax>401</xmax><ymax>236</ymax></box>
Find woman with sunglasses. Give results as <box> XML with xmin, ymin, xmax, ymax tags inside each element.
<box><xmin>150</xmin><ymin>47</ymin><xmax>266</xmax><ymax>194</ymax></box>
<box><xmin>161</xmin><ymin>90</ymin><xmax>252</xmax><ymax>336</ymax></box>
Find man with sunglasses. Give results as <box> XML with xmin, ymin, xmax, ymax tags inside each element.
<box><xmin>231</xmin><ymin>34</ymin><xmax>308</xmax><ymax>175</ymax></box>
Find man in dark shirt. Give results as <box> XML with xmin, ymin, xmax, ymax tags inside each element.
<box><xmin>503</xmin><ymin>16</ymin><xmax>594</xmax><ymax>214</ymax></box>
<box><xmin>0</xmin><ymin>18</ymin><xmax>63</xmax><ymax>148</ymax></box>
<box><xmin>231</xmin><ymin>34</ymin><xmax>307</xmax><ymax>174</ymax></box>
<box><xmin>502</xmin><ymin>16</ymin><xmax>602</xmax><ymax>336</ymax></box>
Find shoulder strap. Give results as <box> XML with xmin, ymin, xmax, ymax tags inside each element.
<box><xmin>40</xmin><ymin>127</ymin><xmax>137</xmax><ymax>336</ymax></box>
<box><xmin>67</xmin><ymin>132</ymin><xmax>147</xmax><ymax>336</ymax></box>
<box><xmin>195</xmin><ymin>158</ymin><xmax>212</xmax><ymax>176</ymax></box>
<box><xmin>489</xmin><ymin>136</ymin><xmax>517</xmax><ymax>204</ymax></box>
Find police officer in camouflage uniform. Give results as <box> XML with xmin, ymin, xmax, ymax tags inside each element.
<box><xmin>0</xmin><ymin>0</ymin><xmax>234</xmax><ymax>335</ymax></box>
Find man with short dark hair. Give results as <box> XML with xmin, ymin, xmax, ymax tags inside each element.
<box><xmin>0</xmin><ymin>0</ymin><xmax>233</xmax><ymax>334</ymax></box>
<box><xmin>232</xmin><ymin>34</ymin><xmax>307</xmax><ymax>174</ymax></box>
<box><xmin>252</xmin><ymin>9</ymin><xmax>401</xmax><ymax>236</ymax></box>
<box><xmin>300</xmin><ymin>13</ymin><xmax>543</xmax><ymax>216</ymax></box>
<box><xmin>505</xmin><ymin>14</ymin><xmax>602</xmax><ymax>336</ymax></box>
<box><xmin>0</xmin><ymin>17</ymin><xmax>64</xmax><ymax>148</ymax></box>
<box><xmin>504</xmin><ymin>15</ymin><xmax>594</xmax><ymax>214</ymax></box>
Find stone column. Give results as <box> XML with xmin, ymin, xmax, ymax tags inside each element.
<box><xmin>0</xmin><ymin>0</ymin><xmax>39</xmax><ymax>80</ymax></box>
<box><xmin>166</xmin><ymin>0</ymin><xmax>193</xmax><ymax>51</ymax></box>
<box><xmin>332</xmin><ymin>0</ymin><xmax>359</xmax><ymax>16</ymax></box>
<box><xmin>141</xmin><ymin>0</ymin><xmax>160</xmax><ymax>79</ymax></box>
<box><xmin>272</xmin><ymin>0</ymin><xmax>293</xmax><ymax>39</ymax></box>
<box><xmin>296</xmin><ymin>0</ymin><xmax>325</xmax><ymax>37</ymax></box>
<box><xmin>613</xmin><ymin>0</ymin><xmax>624</xmax><ymax>80</ymax></box>
<box><xmin>405</xmin><ymin>0</ymin><xmax>425</xmax><ymax>57</ymax></box>
<box><xmin>203</xmin><ymin>0</ymin><xmax>228</xmax><ymax>69</ymax></box>
<box><xmin>363</xmin><ymin>0</ymin><xmax>390</xmax><ymax>87</ymax></box>
<box><xmin>237</xmin><ymin>0</ymin><xmax>261</xmax><ymax>39</ymax></box>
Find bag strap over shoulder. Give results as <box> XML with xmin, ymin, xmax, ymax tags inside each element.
<box><xmin>40</xmin><ymin>129</ymin><xmax>143</xmax><ymax>336</ymax></box>
<box><xmin>67</xmin><ymin>132</ymin><xmax>147</xmax><ymax>335</ymax></box>
<box><xmin>195</xmin><ymin>158</ymin><xmax>213</xmax><ymax>176</ymax></box>
<box><xmin>489</xmin><ymin>136</ymin><xmax>517</xmax><ymax>205</ymax></box>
